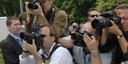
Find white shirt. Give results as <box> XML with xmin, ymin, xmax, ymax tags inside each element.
<box><xmin>62</xmin><ymin>35</ymin><xmax>112</xmax><ymax>64</ymax></box>
<box><xmin>19</xmin><ymin>43</ymin><xmax>73</xmax><ymax>64</ymax></box>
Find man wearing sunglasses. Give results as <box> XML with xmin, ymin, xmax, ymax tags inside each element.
<box><xmin>88</xmin><ymin>8</ymin><xmax>100</xmax><ymax>21</ymax></box>
<box><xmin>19</xmin><ymin>25</ymin><xmax>73</xmax><ymax>64</ymax></box>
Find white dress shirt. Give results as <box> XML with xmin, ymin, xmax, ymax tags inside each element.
<box><xmin>19</xmin><ymin>43</ymin><xmax>73</xmax><ymax>64</ymax></box>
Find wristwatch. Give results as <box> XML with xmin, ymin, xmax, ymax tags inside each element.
<box><xmin>23</xmin><ymin>50</ymin><xmax>29</xmax><ymax>53</ymax></box>
<box><xmin>117</xmin><ymin>35</ymin><xmax>124</xmax><ymax>39</ymax></box>
<box><xmin>91</xmin><ymin>51</ymin><xmax>99</xmax><ymax>56</ymax></box>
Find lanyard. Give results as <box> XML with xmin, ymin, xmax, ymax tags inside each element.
<box><xmin>45</xmin><ymin>59</ymin><xmax>50</xmax><ymax>64</ymax></box>
<box><xmin>83</xmin><ymin>48</ymin><xmax>86</xmax><ymax>64</ymax></box>
<box><xmin>87</xmin><ymin>55</ymin><xmax>91</xmax><ymax>64</ymax></box>
<box><xmin>44</xmin><ymin>56</ymin><xmax>50</xmax><ymax>64</ymax></box>
<box><xmin>83</xmin><ymin>48</ymin><xmax>91</xmax><ymax>64</ymax></box>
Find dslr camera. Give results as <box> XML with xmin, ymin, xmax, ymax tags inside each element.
<box><xmin>20</xmin><ymin>22</ymin><xmax>40</xmax><ymax>45</ymax></box>
<box><xmin>73</xmin><ymin>26</ymin><xmax>77</xmax><ymax>29</ymax></box>
<box><xmin>71</xmin><ymin>30</ymin><xmax>92</xmax><ymax>47</ymax></box>
<box><xmin>91</xmin><ymin>10</ymin><xmax>121</xmax><ymax>29</ymax></box>
<box><xmin>27</xmin><ymin>1</ymin><xmax>42</xmax><ymax>10</ymax></box>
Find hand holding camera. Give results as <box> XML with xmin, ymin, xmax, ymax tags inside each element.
<box><xmin>91</xmin><ymin>10</ymin><xmax>121</xmax><ymax>30</ymax></box>
<box><xmin>71</xmin><ymin>30</ymin><xmax>92</xmax><ymax>47</ymax></box>
<box><xmin>25</xmin><ymin>1</ymin><xmax>44</xmax><ymax>16</ymax></box>
<box><xmin>105</xmin><ymin>20</ymin><xmax>123</xmax><ymax>36</ymax></box>
<box><xmin>23</xmin><ymin>39</ymin><xmax>37</xmax><ymax>54</ymax></box>
<box><xmin>83</xmin><ymin>34</ymin><xmax>99</xmax><ymax>52</ymax></box>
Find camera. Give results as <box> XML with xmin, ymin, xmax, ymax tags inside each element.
<box><xmin>73</xmin><ymin>26</ymin><xmax>77</xmax><ymax>29</ymax></box>
<box><xmin>20</xmin><ymin>22</ymin><xmax>40</xmax><ymax>45</ymax></box>
<box><xmin>71</xmin><ymin>30</ymin><xmax>92</xmax><ymax>47</ymax></box>
<box><xmin>91</xmin><ymin>11</ymin><xmax>121</xmax><ymax>29</ymax></box>
<box><xmin>28</xmin><ymin>1</ymin><xmax>42</xmax><ymax>10</ymax></box>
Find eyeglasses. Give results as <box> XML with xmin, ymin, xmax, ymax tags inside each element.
<box><xmin>40</xmin><ymin>34</ymin><xmax>46</xmax><ymax>38</ymax></box>
<box><xmin>90</xmin><ymin>15</ymin><xmax>98</xmax><ymax>17</ymax></box>
<box><xmin>121</xmin><ymin>17</ymin><xmax>128</xmax><ymax>21</ymax></box>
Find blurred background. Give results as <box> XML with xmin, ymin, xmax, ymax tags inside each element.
<box><xmin>0</xmin><ymin>0</ymin><xmax>128</xmax><ymax>64</ymax></box>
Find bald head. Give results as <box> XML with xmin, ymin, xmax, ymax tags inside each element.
<box><xmin>81</xmin><ymin>22</ymin><xmax>96</xmax><ymax>34</ymax></box>
<box><xmin>72</xmin><ymin>23</ymin><xmax>78</xmax><ymax>26</ymax></box>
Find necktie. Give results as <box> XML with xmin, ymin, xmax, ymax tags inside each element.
<box><xmin>16</xmin><ymin>38</ymin><xmax>24</xmax><ymax>48</ymax></box>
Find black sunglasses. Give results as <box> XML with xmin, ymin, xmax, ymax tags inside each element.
<box><xmin>40</xmin><ymin>34</ymin><xmax>46</xmax><ymax>38</ymax></box>
<box><xmin>90</xmin><ymin>15</ymin><xmax>98</xmax><ymax>17</ymax></box>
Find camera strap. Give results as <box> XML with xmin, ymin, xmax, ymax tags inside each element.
<box><xmin>51</xmin><ymin>10</ymin><xmax>59</xmax><ymax>23</ymax></box>
<box><xmin>42</xmin><ymin>43</ymin><xmax>60</xmax><ymax>63</ymax></box>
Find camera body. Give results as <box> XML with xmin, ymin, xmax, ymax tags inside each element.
<box><xmin>28</xmin><ymin>1</ymin><xmax>42</xmax><ymax>10</ymax></box>
<box><xmin>20</xmin><ymin>22</ymin><xmax>40</xmax><ymax>45</ymax></box>
<box><xmin>71</xmin><ymin>30</ymin><xmax>92</xmax><ymax>47</ymax></box>
<box><xmin>20</xmin><ymin>32</ymin><xmax>40</xmax><ymax>44</ymax></box>
<box><xmin>73</xmin><ymin>26</ymin><xmax>77</xmax><ymax>29</ymax></box>
<box><xmin>91</xmin><ymin>11</ymin><xmax>121</xmax><ymax>29</ymax></box>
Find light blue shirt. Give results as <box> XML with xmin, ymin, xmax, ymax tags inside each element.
<box><xmin>10</xmin><ymin>33</ymin><xmax>24</xmax><ymax>48</ymax></box>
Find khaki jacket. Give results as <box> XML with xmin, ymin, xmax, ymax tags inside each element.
<box><xmin>25</xmin><ymin>6</ymin><xmax>69</xmax><ymax>38</ymax></box>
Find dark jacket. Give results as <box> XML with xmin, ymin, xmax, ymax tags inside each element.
<box><xmin>2</xmin><ymin>34</ymin><xmax>22</xmax><ymax>64</ymax></box>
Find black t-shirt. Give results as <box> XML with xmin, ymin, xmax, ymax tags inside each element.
<box><xmin>98</xmin><ymin>33</ymin><xmax>126</xmax><ymax>64</ymax></box>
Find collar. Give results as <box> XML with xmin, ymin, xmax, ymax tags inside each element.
<box><xmin>9</xmin><ymin>33</ymin><xmax>21</xmax><ymax>40</ymax></box>
<box><xmin>41</xmin><ymin>43</ymin><xmax>56</xmax><ymax>58</ymax></box>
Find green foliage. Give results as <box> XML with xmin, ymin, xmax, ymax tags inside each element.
<box><xmin>53</xmin><ymin>0</ymin><xmax>97</xmax><ymax>25</ymax></box>
<box><xmin>0</xmin><ymin>39</ymin><xmax>5</xmax><ymax>48</ymax></box>
<box><xmin>0</xmin><ymin>0</ymin><xmax>33</xmax><ymax>17</ymax></box>
<box><xmin>0</xmin><ymin>39</ymin><xmax>5</xmax><ymax>63</ymax></box>
<box><xmin>96</xmin><ymin>0</ymin><xmax>128</xmax><ymax>13</ymax></box>
<box><xmin>0</xmin><ymin>40</ymin><xmax>5</xmax><ymax>64</ymax></box>
<box><xmin>0</xmin><ymin>49</ymin><xmax>4</xmax><ymax>64</ymax></box>
<box><xmin>1</xmin><ymin>0</ymin><xmax>128</xmax><ymax>26</ymax></box>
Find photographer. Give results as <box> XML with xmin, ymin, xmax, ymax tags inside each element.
<box><xmin>83</xmin><ymin>34</ymin><xmax>102</xmax><ymax>64</ymax></box>
<box><xmin>19</xmin><ymin>25</ymin><xmax>73</xmax><ymax>64</ymax></box>
<box><xmin>88</xmin><ymin>8</ymin><xmax>100</xmax><ymax>21</ymax></box>
<box><xmin>58</xmin><ymin>21</ymin><xmax>112</xmax><ymax>64</ymax></box>
<box><xmin>69</xmin><ymin>22</ymin><xmax>79</xmax><ymax>35</ymax></box>
<box><xmin>93</xmin><ymin>3</ymin><xmax>128</xmax><ymax>64</ymax></box>
<box><xmin>25</xmin><ymin>0</ymin><xmax>69</xmax><ymax>38</ymax></box>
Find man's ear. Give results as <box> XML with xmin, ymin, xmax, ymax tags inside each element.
<box><xmin>7</xmin><ymin>25</ymin><xmax>10</xmax><ymax>30</ymax></box>
<box><xmin>88</xmin><ymin>17</ymin><xmax>91</xmax><ymax>20</ymax></box>
<box><xmin>51</xmin><ymin>36</ymin><xmax>55</xmax><ymax>42</ymax></box>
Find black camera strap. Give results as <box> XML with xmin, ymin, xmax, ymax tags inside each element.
<box><xmin>42</xmin><ymin>43</ymin><xmax>60</xmax><ymax>62</ymax></box>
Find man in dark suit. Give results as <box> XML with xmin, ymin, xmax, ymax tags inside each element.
<box><xmin>2</xmin><ymin>16</ymin><xmax>24</xmax><ymax>64</ymax></box>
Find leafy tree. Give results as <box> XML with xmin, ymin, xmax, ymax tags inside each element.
<box><xmin>96</xmin><ymin>0</ymin><xmax>128</xmax><ymax>13</ymax></box>
<box><xmin>53</xmin><ymin>0</ymin><xmax>97</xmax><ymax>26</ymax></box>
<box><xmin>0</xmin><ymin>0</ymin><xmax>33</xmax><ymax>17</ymax></box>
<box><xmin>0</xmin><ymin>0</ymin><xmax>97</xmax><ymax>26</ymax></box>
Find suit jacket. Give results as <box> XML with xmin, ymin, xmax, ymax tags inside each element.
<box><xmin>2</xmin><ymin>34</ymin><xmax>23</xmax><ymax>64</ymax></box>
